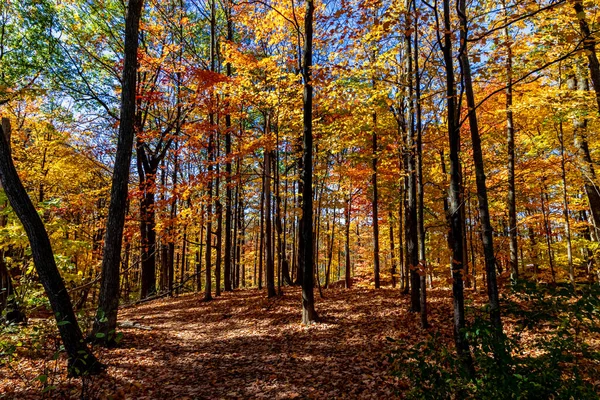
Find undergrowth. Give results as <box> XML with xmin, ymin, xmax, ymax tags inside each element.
<box><xmin>389</xmin><ymin>281</ymin><xmax>600</xmax><ymax>399</ymax></box>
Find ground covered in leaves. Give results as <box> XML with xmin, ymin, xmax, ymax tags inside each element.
<box><xmin>1</xmin><ymin>282</ymin><xmax>460</xmax><ymax>399</ymax></box>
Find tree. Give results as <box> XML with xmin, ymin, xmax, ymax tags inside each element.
<box><xmin>92</xmin><ymin>0</ymin><xmax>144</xmax><ymax>345</ymax></box>
<box><xmin>301</xmin><ymin>0</ymin><xmax>317</xmax><ymax>325</ymax></box>
<box><xmin>0</xmin><ymin>121</ymin><xmax>103</xmax><ymax>376</ymax></box>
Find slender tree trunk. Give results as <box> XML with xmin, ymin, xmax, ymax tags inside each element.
<box><xmin>504</xmin><ymin>0</ymin><xmax>519</xmax><ymax>280</ymax></box>
<box><xmin>573</xmin><ymin>1</ymin><xmax>600</xmax><ymax>113</ymax></box>
<box><xmin>137</xmin><ymin>152</ymin><xmax>158</xmax><ymax>299</ymax></box>
<box><xmin>567</xmin><ymin>70</ymin><xmax>600</xmax><ymax>237</ymax></box>
<box><xmin>413</xmin><ymin>11</ymin><xmax>427</xmax><ymax>328</ymax></box>
<box><xmin>275</xmin><ymin>143</ymin><xmax>291</xmax><ymax>286</ymax></box>
<box><xmin>258</xmin><ymin>166</ymin><xmax>265</xmax><ymax>290</ymax></box>
<box><xmin>442</xmin><ymin>0</ymin><xmax>474</xmax><ymax>375</ymax></box>
<box><xmin>558</xmin><ymin>125</ymin><xmax>575</xmax><ymax>285</ymax></box>
<box><xmin>203</xmin><ymin>0</ymin><xmax>217</xmax><ymax>302</ymax></box>
<box><xmin>372</xmin><ymin>109</ymin><xmax>381</xmax><ymax>289</ymax></box>
<box><xmin>345</xmin><ymin>191</ymin><xmax>352</xmax><ymax>289</ymax></box>
<box><xmin>0</xmin><ymin>119</ymin><xmax>24</xmax><ymax>323</ymax></box>
<box><xmin>92</xmin><ymin>0</ymin><xmax>144</xmax><ymax>345</ymax></box>
<box><xmin>458</xmin><ymin>0</ymin><xmax>502</xmax><ymax>334</ymax></box>
<box><xmin>223</xmin><ymin>4</ymin><xmax>234</xmax><ymax>293</ymax></box>
<box><xmin>405</xmin><ymin>22</ymin><xmax>420</xmax><ymax>311</ymax></box>
<box><xmin>237</xmin><ymin>194</ymin><xmax>244</xmax><ymax>287</ymax></box>
<box><xmin>389</xmin><ymin>210</ymin><xmax>396</xmax><ymax>288</ymax></box>
<box><xmin>265</xmin><ymin>144</ymin><xmax>276</xmax><ymax>298</ymax></box>
<box><xmin>540</xmin><ymin>186</ymin><xmax>556</xmax><ymax>283</ymax></box>
<box><xmin>301</xmin><ymin>0</ymin><xmax>317</xmax><ymax>324</ymax></box>
<box><xmin>326</xmin><ymin>209</ymin><xmax>336</xmax><ymax>288</ymax></box>
<box><xmin>0</xmin><ymin>122</ymin><xmax>103</xmax><ymax>375</ymax></box>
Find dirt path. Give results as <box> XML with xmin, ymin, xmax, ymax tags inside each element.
<box><xmin>3</xmin><ymin>286</ymin><xmax>456</xmax><ymax>399</ymax></box>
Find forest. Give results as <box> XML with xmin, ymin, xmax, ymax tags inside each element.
<box><xmin>1</xmin><ymin>0</ymin><xmax>600</xmax><ymax>398</ymax></box>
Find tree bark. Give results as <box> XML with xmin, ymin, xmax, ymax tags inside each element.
<box><xmin>442</xmin><ymin>0</ymin><xmax>474</xmax><ymax>375</ymax></box>
<box><xmin>458</xmin><ymin>0</ymin><xmax>502</xmax><ymax>334</ymax></box>
<box><xmin>265</xmin><ymin>144</ymin><xmax>276</xmax><ymax>297</ymax></box>
<box><xmin>0</xmin><ymin>122</ymin><xmax>103</xmax><ymax>375</ymax></box>
<box><xmin>0</xmin><ymin>118</ymin><xmax>24</xmax><ymax>323</ymax></box>
<box><xmin>301</xmin><ymin>0</ymin><xmax>317</xmax><ymax>324</ymax></box>
<box><xmin>504</xmin><ymin>0</ymin><xmax>519</xmax><ymax>280</ymax></box>
<box><xmin>573</xmin><ymin>1</ymin><xmax>600</xmax><ymax>113</ymax></box>
<box><xmin>92</xmin><ymin>0</ymin><xmax>144</xmax><ymax>346</ymax></box>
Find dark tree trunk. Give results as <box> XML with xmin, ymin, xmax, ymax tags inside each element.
<box><xmin>389</xmin><ymin>210</ymin><xmax>396</xmax><ymax>288</ymax></box>
<box><xmin>413</xmin><ymin>11</ymin><xmax>427</xmax><ymax>328</ymax></box>
<box><xmin>504</xmin><ymin>1</ymin><xmax>519</xmax><ymax>280</ymax></box>
<box><xmin>92</xmin><ymin>0</ymin><xmax>144</xmax><ymax>346</ymax></box>
<box><xmin>274</xmin><ymin>143</ymin><xmax>291</xmax><ymax>286</ymax></box>
<box><xmin>345</xmin><ymin>191</ymin><xmax>352</xmax><ymax>289</ymax></box>
<box><xmin>265</xmin><ymin>146</ymin><xmax>276</xmax><ymax>297</ymax></box>
<box><xmin>573</xmin><ymin>1</ymin><xmax>600</xmax><ymax>113</ymax></box>
<box><xmin>540</xmin><ymin>187</ymin><xmax>556</xmax><ymax>283</ymax></box>
<box><xmin>458</xmin><ymin>0</ymin><xmax>502</xmax><ymax>335</ymax></box>
<box><xmin>372</xmin><ymin>112</ymin><xmax>381</xmax><ymax>289</ymax></box>
<box><xmin>568</xmin><ymin>70</ymin><xmax>600</xmax><ymax>237</ymax></box>
<box><xmin>137</xmin><ymin>150</ymin><xmax>159</xmax><ymax>299</ymax></box>
<box><xmin>441</xmin><ymin>0</ymin><xmax>474</xmax><ymax>376</ymax></box>
<box><xmin>223</xmin><ymin>4</ymin><xmax>234</xmax><ymax>293</ymax></box>
<box><xmin>295</xmin><ymin>142</ymin><xmax>305</xmax><ymax>286</ymax></box>
<box><xmin>204</xmin><ymin>130</ymin><xmax>214</xmax><ymax>302</ymax></box>
<box><xmin>258</xmin><ymin>166</ymin><xmax>265</xmax><ymax>290</ymax></box>
<box><xmin>0</xmin><ymin>122</ymin><xmax>103</xmax><ymax>375</ymax></box>
<box><xmin>0</xmin><ymin>118</ymin><xmax>24</xmax><ymax>323</ymax></box>
<box><xmin>301</xmin><ymin>0</ymin><xmax>317</xmax><ymax>324</ymax></box>
<box><xmin>405</xmin><ymin>23</ymin><xmax>420</xmax><ymax>312</ymax></box>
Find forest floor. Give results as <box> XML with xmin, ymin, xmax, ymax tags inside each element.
<box><xmin>2</xmin><ymin>279</ymin><xmax>462</xmax><ymax>399</ymax></box>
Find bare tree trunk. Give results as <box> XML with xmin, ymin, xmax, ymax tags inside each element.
<box><xmin>301</xmin><ymin>0</ymin><xmax>317</xmax><ymax>324</ymax></box>
<box><xmin>458</xmin><ymin>0</ymin><xmax>502</xmax><ymax>334</ymax></box>
<box><xmin>413</xmin><ymin>9</ymin><xmax>427</xmax><ymax>328</ymax></box>
<box><xmin>389</xmin><ymin>210</ymin><xmax>396</xmax><ymax>288</ymax></box>
<box><xmin>540</xmin><ymin>186</ymin><xmax>556</xmax><ymax>283</ymax></box>
<box><xmin>0</xmin><ymin>121</ymin><xmax>103</xmax><ymax>375</ymax></box>
<box><xmin>405</xmin><ymin>22</ymin><xmax>420</xmax><ymax>311</ymax></box>
<box><xmin>223</xmin><ymin>3</ymin><xmax>234</xmax><ymax>293</ymax></box>
<box><xmin>441</xmin><ymin>0</ymin><xmax>474</xmax><ymax>375</ymax></box>
<box><xmin>92</xmin><ymin>0</ymin><xmax>144</xmax><ymax>345</ymax></box>
<box><xmin>372</xmin><ymin>109</ymin><xmax>381</xmax><ymax>289</ymax></box>
<box><xmin>0</xmin><ymin>118</ymin><xmax>24</xmax><ymax>323</ymax></box>
<box><xmin>265</xmin><ymin>143</ymin><xmax>276</xmax><ymax>298</ymax></box>
<box><xmin>504</xmin><ymin>0</ymin><xmax>519</xmax><ymax>280</ymax></box>
<box><xmin>573</xmin><ymin>1</ymin><xmax>600</xmax><ymax>112</ymax></box>
<box><xmin>345</xmin><ymin>191</ymin><xmax>352</xmax><ymax>289</ymax></box>
<box><xmin>558</xmin><ymin>125</ymin><xmax>575</xmax><ymax>285</ymax></box>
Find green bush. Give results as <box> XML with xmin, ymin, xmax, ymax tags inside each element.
<box><xmin>389</xmin><ymin>282</ymin><xmax>600</xmax><ymax>399</ymax></box>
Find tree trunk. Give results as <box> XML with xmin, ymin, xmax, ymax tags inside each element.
<box><xmin>265</xmin><ymin>145</ymin><xmax>276</xmax><ymax>297</ymax></box>
<box><xmin>504</xmin><ymin>0</ymin><xmax>519</xmax><ymax>280</ymax></box>
<box><xmin>413</xmin><ymin>11</ymin><xmax>427</xmax><ymax>328</ymax></box>
<box><xmin>405</xmin><ymin>22</ymin><xmax>420</xmax><ymax>312</ymax></box>
<box><xmin>345</xmin><ymin>191</ymin><xmax>352</xmax><ymax>289</ymax></box>
<box><xmin>389</xmin><ymin>210</ymin><xmax>396</xmax><ymax>288</ymax></box>
<box><xmin>442</xmin><ymin>0</ymin><xmax>474</xmax><ymax>375</ymax></box>
<box><xmin>573</xmin><ymin>1</ymin><xmax>600</xmax><ymax>113</ymax></box>
<box><xmin>223</xmin><ymin>4</ymin><xmax>234</xmax><ymax>293</ymax></box>
<box><xmin>137</xmin><ymin>149</ymin><xmax>158</xmax><ymax>299</ymax></box>
<box><xmin>558</xmin><ymin>125</ymin><xmax>575</xmax><ymax>285</ymax></box>
<box><xmin>301</xmin><ymin>0</ymin><xmax>317</xmax><ymax>324</ymax></box>
<box><xmin>92</xmin><ymin>0</ymin><xmax>144</xmax><ymax>346</ymax></box>
<box><xmin>0</xmin><ymin>118</ymin><xmax>24</xmax><ymax>323</ymax></box>
<box><xmin>0</xmin><ymin>121</ymin><xmax>103</xmax><ymax>375</ymax></box>
<box><xmin>372</xmin><ymin>111</ymin><xmax>381</xmax><ymax>289</ymax></box>
<box><xmin>458</xmin><ymin>0</ymin><xmax>502</xmax><ymax>334</ymax></box>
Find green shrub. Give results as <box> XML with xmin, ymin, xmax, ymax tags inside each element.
<box><xmin>389</xmin><ymin>282</ymin><xmax>600</xmax><ymax>399</ymax></box>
